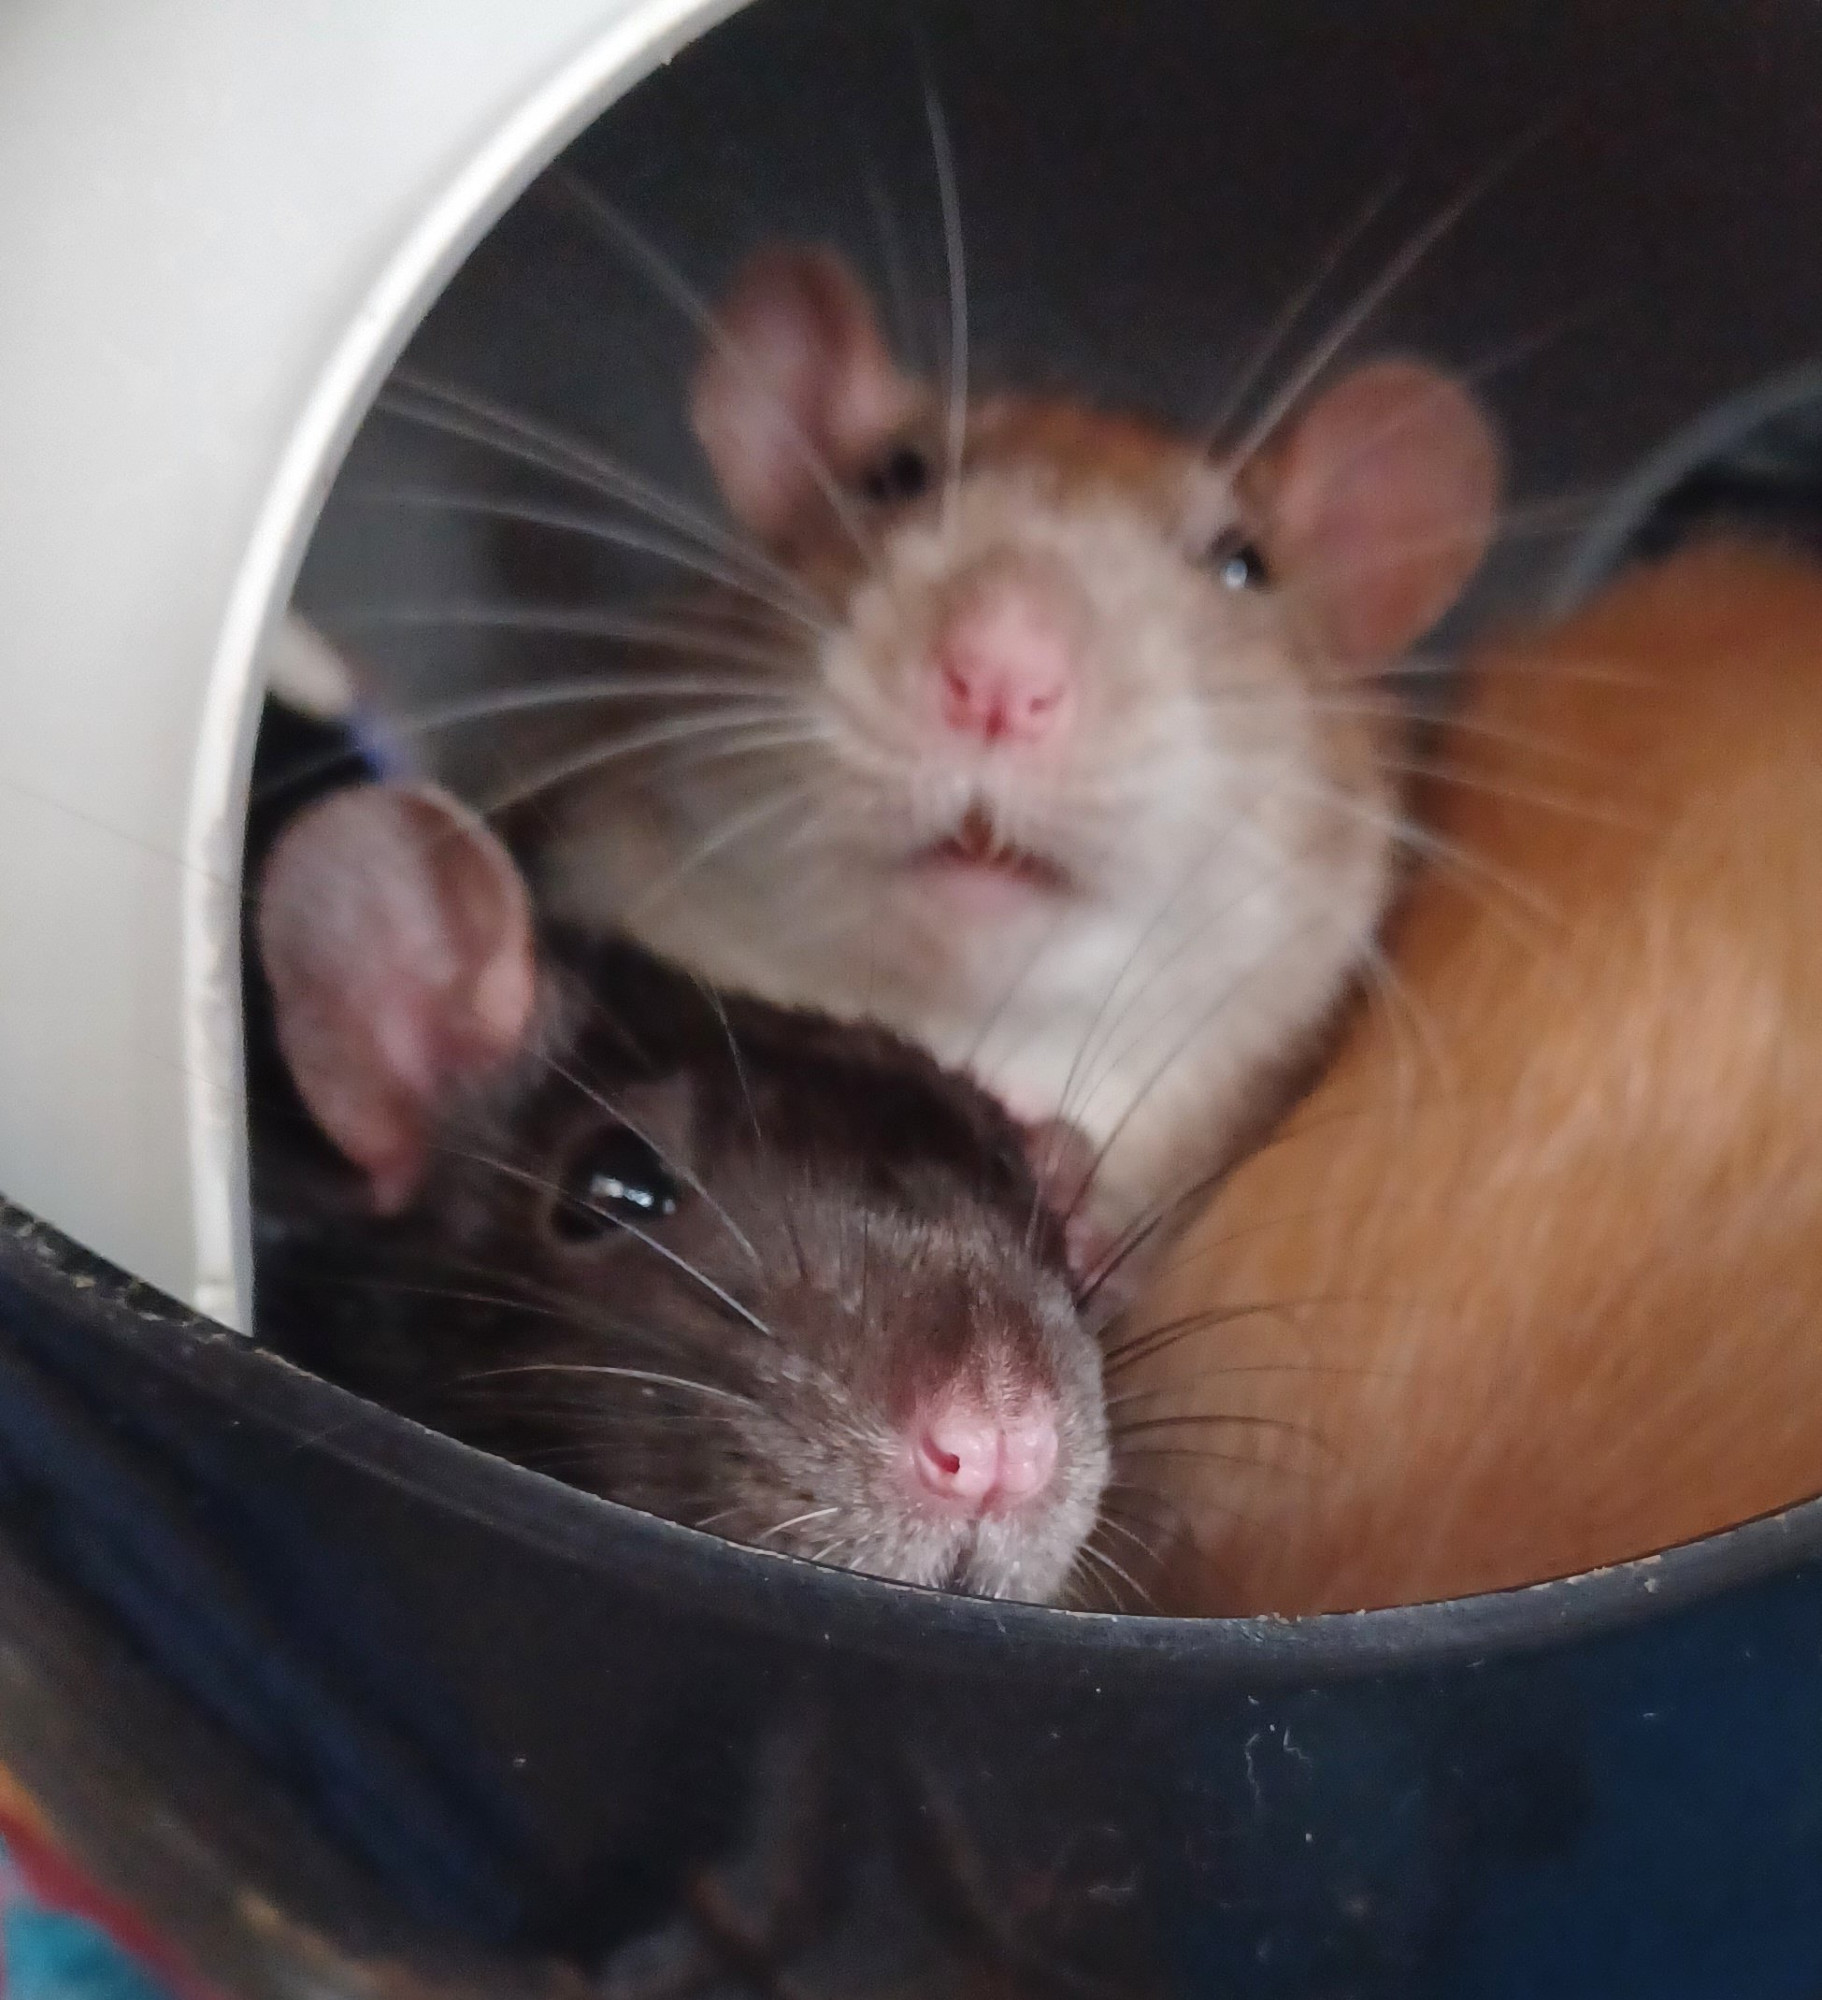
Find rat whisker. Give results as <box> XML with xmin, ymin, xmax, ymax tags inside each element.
<box><xmin>347</xmin><ymin>484</ymin><xmax>830</xmax><ymax>636</ymax></box>
<box><xmin>1048</xmin><ymin>792</ymin><xmax>1261</xmax><ymax>1142</ymax></box>
<box><xmin>549</xmin><ymin>173</ymin><xmax>882</xmax><ymax>574</ymax></box>
<box><xmin>1200</xmin><ymin>173</ymin><xmax>1404</xmax><ymax>450</ymax></box>
<box><xmin>627</xmin><ymin>784</ymin><xmax>815</xmax><ymax>922</ymax></box>
<box><xmin>459</xmin><ymin>1362</ymin><xmax>763</xmax><ymax>1413</ymax></box>
<box><xmin>752</xmin><ymin>1505</ymin><xmax>843</xmax><ymax>1546</ymax></box>
<box><xmin>1266</xmin><ymin>297</ymin><xmax>1605</xmax><ymax>519</ymax></box>
<box><xmin>477</xmin><ymin>708</ymin><xmax>814</xmax><ymax>819</ymax></box>
<box><xmin>1264</xmin><ymin>760</ymin><xmax>1566</xmax><ymax>935</ymax></box>
<box><xmin>1115</xmin><ymin>1444</ymin><xmax>1306</xmax><ymax>1479</ymax></box>
<box><xmin>452</xmin><ymin>1145</ymin><xmax>781</xmax><ymax>1344</ymax></box>
<box><xmin>248</xmin><ymin>672</ymin><xmax>793</xmax><ymax>804</ymax></box>
<box><xmin>853</xmin><ymin>123</ymin><xmax>926</xmax><ymax>378</ymax></box>
<box><xmin>1075</xmin><ymin>1538</ymin><xmax>1152</xmax><ymax>1612</ymax></box>
<box><xmin>1114</xmin><ymin>1410</ymin><xmax>1335</xmax><ymax>1461</ymax></box>
<box><xmin>308</xmin><ymin>1275</ymin><xmax>577</xmax><ymax>1320</ymax></box>
<box><xmin>1230</xmin><ymin>121</ymin><xmax>1548</xmax><ymax>474</ymax></box>
<box><xmin>1061</xmin><ymin>801</ymin><xmax>1331</xmax><ymax>1133</ymax></box>
<box><xmin>1092</xmin><ymin>1507</ymin><xmax>1167</xmax><ymax>1575</ymax></box>
<box><xmin>1101</xmin><ymin>1475</ymin><xmax>1269</xmax><ymax>1540</ymax></box>
<box><xmin>917</xmin><ymin>55</ymin><xmax>968</xmax><ymax>544</ymax></box>
<box><xmin>657</xmin><ymin>720</ymin><xmax>834</xmax><ymax>781</ymax></box>
<box><xmin>1373</xmin><ymin>751</ymin><xmax>1641</xmax><ymax>831</ymax></box>
<box><xmin>379</xmin><ymin>376</ymin><xmax>806</xmax><ymax>606</ymax></box>
<box><xmin>692</xmin><ymin>974</ymin><xmax>812</xmax><ymax>1287</ymax></box>
<box><xmin>332</xmin><ymin>600</ymin><xmax>810</xmax><ymax>674</ymax></box>
<box><xmin>544</xmin><ymin>1053</ymin><xmax>762</xmax><ymax>1271</ymax></box>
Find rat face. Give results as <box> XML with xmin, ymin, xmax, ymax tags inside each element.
<box><xmin>431</xmin><ymin>978</ymin><xmax>1109</xmax><ymax>1600</ymax></box>
<box><xmin>800</xmin><ymin>397</ymin><xmax>1323</xmax><ymax>919</ymax></box>
<box><xmin>655</xmin><ymin>246</ymin><xmax>1499</xmax><ymax>987</ymax></box>
<box><xmin>539</xmin><ymin>247</ymin><xmax>1500</xmax><ymax>1222</ymax></box>
<box><xmin>255</xmin><ymin>783</ymin><xmax>1111</xmax><ymax>1604</ymax></box>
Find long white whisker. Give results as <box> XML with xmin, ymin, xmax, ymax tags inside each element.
<box><xmin>476</xmin><ymin>706</ymin><xmax>814</xmax><ymax>818</ymax></box>
<box><xmin>1203</xmin><ymin>173</ymin><xmax>1403</xmax><ymax>447</ymax></box>
<box><xmin>379</xmin><ymin>376</ymin><xmax>809</xmax><ymax>607</ymax></box>
<box><xmin>334</xmin><ymin>599</ymin><xmax>808</xmax><ymax>673</ymax></box>
<box><xmin>1093</xmin><ymin>1508</ymin><xmax>1166</xmax><ymax>1576</ymax></box>
<box><xmin>256</xmin><ymin>670</ymin><xmax>795</xmax><ymax>795</ymax></box>
<box><xmin>855</xmin><ymin>134</ymin><xmax>925</xmax><ymax>378</ymax></box>
<box><xmin>751</xmin><ymin>1506</ymin><xmax>842</xmax><ymax>1547</ymax></box>
<box><xmin>1265</xmin><ymin>760</ymin><xmax>1564</xmax><ymax>933</ymax></box>
<box><xmin>463</xmin><ymin>1148</ymin><xmax>779</xmax><ymax>1343</ymax></box>
<box><xmin>1050</xmin><ymin>794</ymin><xmax>1256</xmax><ymax>1140</ymax></box>
<box><xmin>548</xmin><ymin>173</ymin><xmax>881</xmax><ymax>569</ymax></box>
<box><xmin>349</xmin><ymin>484</ymin><xmax>828</xmax><ymax>635</ymax></box>
<box><xmin>1231</xmin><ymin>126</ymin><xmax>1546</xmax><ymax>470</ymax></box>
<box><xmin>1082</xmin><ymin>901</ymin><xmax>1337</xmax><ymax>1205</ymax></box>
<box><xmin>918</xmin><ymin>59</ymin><xmax>968</xmax><ymax>542</ymax></box>
<box><xmin>691</xmin><ymin>974</ymin><xmax>811</xmax><ymax>1286</ymax></box>
<box><xmin>545</xmin><ymin>1054</ymin><xmax>762</xmax><ymax>1272</ymax></box>
<box><xmin>627</xmin><ymin>786</ymin><xmax>810</xmax><ymax>921</ymax></box>
<box><xmin>463</xmin><ymin>1362</ymin><xmax>761</xmax><ymax>1412</ymax></box>
<box><xmin>1063</xmin><ymin>777</ymin><xmax>1321</xmax><ymax>1125</ymax></box>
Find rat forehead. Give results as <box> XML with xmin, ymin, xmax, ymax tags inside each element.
<box><xmin>549</xmin><ymin>986</ymin><xmax>1028</xmax><ymax>1186</ymax></box>
<box><xmin>955</xmin><ymin>394</ymin><xmax>1227</xmax><ymax>512</ymax></box>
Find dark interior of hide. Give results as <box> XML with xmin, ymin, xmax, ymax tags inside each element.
<box><xmin>291</xmin><ymin>0</ymin><xmax>1822</xmax><ymax>795</ymax></box>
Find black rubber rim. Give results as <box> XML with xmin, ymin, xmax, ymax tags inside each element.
<box><xmin>8</xmin><ymin>1200</ymin><xmax>1821</xmax><ymax>1698</ymax></box>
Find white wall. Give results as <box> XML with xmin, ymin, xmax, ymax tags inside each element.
<box><xmin>0</xmin><ymin>0</ymin><xmax>741</xmax><ymax>1323</ymax></box>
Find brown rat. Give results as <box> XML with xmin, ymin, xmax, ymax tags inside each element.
<box><xmin>1117</xmin><ymin>538</ymin><xmax>1822</xmax><ymax>1615</ymax></box>
<box><xmin>250</xmin><ymin>780</ymin><xmax>1110</xmax><ymax>1605</ymax></box>
<box><xmin>525</xmin><ymin>242</ymin><xmax>1503</xmax><ymax>1236</ymax></box>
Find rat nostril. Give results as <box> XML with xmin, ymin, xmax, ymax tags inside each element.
<box><xmin>939</xmin><ymin>659</ymin><xmax>977</xmax><ymax>721</ymax></box>
<box><xmin>923</xmin><ymin>1439</ymin><xmax>963</xmax><ymax>1480</ymax></box>
<box><xmin>912</xmin><ymin>1398</ymin><xmax>1061</xmax><ymax>1511</ymax></box>
<box><xmin>997</xmin><ymin>1405</ymin><xmax>1061</xmax><ymax>1502</ymax></box>
<box><xmin>914</xmin><ymin>1406</ymin><xmax>1002</xmax><ymax>1506</ymax></box>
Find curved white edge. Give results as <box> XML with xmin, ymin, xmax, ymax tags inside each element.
<box><xmin>182</xmin><ymin>0</ymin><xmax>750</xmax><ymax>1330</ymax></box>
<box><xmin>1547</xmin><ymin>362</ymin><xmax>1822</xmax><ymax>614</ymax></box>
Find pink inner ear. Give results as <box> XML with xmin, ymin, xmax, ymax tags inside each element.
<box><xmin>690</xmin><ymin>244</ymin><xmax>913</xmax><ymax>539</ymax></box>
<box><xmin>256</xmin><ymin>784</ymin><xmax>537</xmax><ymax>1212</ymax></box>
<box><xmin>1266</xmin><ymin>360</ymin><xmax>1502</xmax><ymax>664</ymax></box>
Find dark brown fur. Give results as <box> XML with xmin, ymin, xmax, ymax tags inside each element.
<box><xmin>253</xmin><ymin>924</ymin><xmax>1109</xmax><ymax>1604</ymax></box>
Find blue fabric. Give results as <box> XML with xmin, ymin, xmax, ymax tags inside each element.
<box><xmin>0</xmin><ymin>1832</ymin><xmax>177</xmax><ymax>2000</ymax></box>
<box><xmin>1</xmin><ymin>1902</ymin><xmax>174</xmax><ymax>2000</ymax></box>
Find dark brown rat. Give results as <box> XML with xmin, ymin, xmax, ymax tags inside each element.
<box><xmin>251</xmin><ymin>781</ymin><xmax>1110</xmax><ymax>1604</ymax></box>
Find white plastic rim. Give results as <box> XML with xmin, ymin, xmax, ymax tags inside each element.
<box><xmin>0</xmin><ymin>0</ymin><xmax>747</xmax><ymax>1327</ymax></box>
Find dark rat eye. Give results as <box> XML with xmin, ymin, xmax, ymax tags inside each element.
<box><xmin>1205</xmin><ymin>527</ymin><xmax>1270</xmax><ymax>591</ymax></box>
<box><xmin>552</xmin><ymin>1128</ymin><xmax>682</xmax><ymax>1241</ymax></box>
<box><xmin>861</xmin><ymin>444</ymin><xmax>932</xmax><ymax>505</ymax></box>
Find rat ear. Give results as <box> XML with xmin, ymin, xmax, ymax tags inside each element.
<box><xmin>690</xmin><ymin>244</ymin><xmax>914</xmax><ymax>539</ymax></box>
<box><xmin>256</xmin><ymin>782</ymin><xmax>537</xmax><ymax>1213</ymax></box>
<box><xmin>1255</xmin><ymin>359</ymin><xmax>1502</xmax><ymax>664</ymax></box>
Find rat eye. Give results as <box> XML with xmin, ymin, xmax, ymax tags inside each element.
<box><xmin>552</xmin><ymin>1128</ymin><xmax>682</xmax><ymax>1242</ymax></box>
<box><xmin>1204</xmin><ymin>527</ymin><xmax>1270</xmax><ymax>591</ymax></box>
<box><xmin>861</xmin><ymin>444</ymin><xmax>933</xmax><ymax>506</ymax></box>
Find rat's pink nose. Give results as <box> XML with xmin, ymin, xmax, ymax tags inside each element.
<box><xmin>913</xmin><ymin>1398</ymin><xmax>1060</xmax><ymax>1511</ymax></box>
<box><xmin>934</xmin><ymin>582</ymin><xmax>1076</xmax><ymax>746</ymax></box>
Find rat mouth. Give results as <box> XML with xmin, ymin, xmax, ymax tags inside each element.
<box><xmin>911</xmin><ymin>805</ymin><xmax>1072</xmax><ymax>895</ymax></box>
